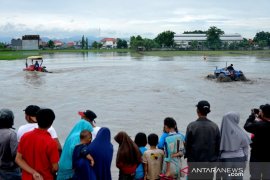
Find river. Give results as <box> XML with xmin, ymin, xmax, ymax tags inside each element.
<box><xmin>1</xmin><ymin>52</ymin><xmax>270</xmax><ymax>178</ymax></box>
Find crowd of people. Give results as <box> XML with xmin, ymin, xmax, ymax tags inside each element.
<box><xmin>1</xmin><ymin>101</ymin><xmax>270</xmax><ymax>180</ymax></box>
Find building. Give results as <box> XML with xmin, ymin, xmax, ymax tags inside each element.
<box><xmin>22</xmin><ymin>35</ymin><xmax>40</xmax><ymax>50</ymax></box>
<box><xmin>174</xmin><ymin>33</ymin><xmax>243</xmax><ymax>48</ymax></box>
<box><xmin>53</xmin><ymin>40</ymin><xmax>64</xmax><ymax>47</ymax></box>
<box><xmin>11</xmin><ymin>38</ymin><xmax>22</xmax><ymax>50</ymax></box>
<box><xmin>100</xmin><ymin>38</ymin><xmax>117</xmax><ymax>49</ymax></box>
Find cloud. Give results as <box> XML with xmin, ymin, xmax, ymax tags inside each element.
<box><xmin>0</xmin><ymin>0</ymin><xmax>269</xmax><ymax>40</ymax></box>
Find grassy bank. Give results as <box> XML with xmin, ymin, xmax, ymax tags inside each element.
<box><xmin>1</xmin><ymin>49</ymin><xmax>270</xmax><ymax>60</ymax></box>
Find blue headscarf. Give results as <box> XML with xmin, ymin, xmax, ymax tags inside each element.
<box><xmin>57</xmin><ymin>119</ymin><xmax>93</xmax><ymax>180</ymax></box>
<box><xmin>87</xmin><ymin>127</ymin><xmax>113</xmax><ymax>180</ymax></box>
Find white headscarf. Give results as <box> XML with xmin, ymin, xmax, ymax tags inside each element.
<box><xmin>220</xmin><ymin>112</ymin><xmax>251</xmax><ymax>151</ymax></box>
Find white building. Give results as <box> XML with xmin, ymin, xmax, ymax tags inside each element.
<box><xmin>22</xmin><ymin>35</ymin><xmax>40</xmax><ymax>50</ymax></box>
<box><xmin>101</xmin><ymin>38</ymin><xmax>117</xmax><ymax>48</ymax></box>
<box><xmin>174</xmin><ymin>34</ymin><xmax>243</xmax><ymax>48</ymax></box>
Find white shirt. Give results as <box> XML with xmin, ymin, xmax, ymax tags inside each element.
<box><xmin>92</xmin><ymin>126</ymin><xmax>101</xmax><ymax>140</ymax></box>
<box><xmin>17</xmin><ymin>123</ymin><xmax>58</xmax><ymax>142</ymax></box>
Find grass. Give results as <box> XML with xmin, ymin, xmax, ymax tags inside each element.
<box><xmin>1</xmin><ymin>49</ymin><xmax>270</xmax><ymax>60</ymax></box>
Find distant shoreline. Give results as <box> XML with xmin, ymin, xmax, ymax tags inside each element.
<box><xmin>1</xmin><ymin>49</ymin><xmax>270</xmax><ymax>60</ymax></box>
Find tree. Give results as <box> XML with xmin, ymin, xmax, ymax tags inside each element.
<box><xmin>47</xmin><ymin>40</ymin><xmax>55</xmax><ymax>49</ymax></box>
<box><xmin>85</xmin><ymin>38</ymin><xmax>88</xmax><ymax>49</ymax></box>
<box><xmin>117</xmin><ymin>39</ymin><xmax>128</xmax><ymax>49</ymax></box>
<box><xmin>91</xmin><ymin>41</ymin><xmax>102</xmax><ymax>49</ymax></box>
<box><xmin>190</xmin><ymin>40</ymin><xmax>199</xmax><ymax>50</ymax></box>
<box><xmin>143</xmin><ymin>38</ymin><xmax>159</xmax><ymax>50</ymax></box>
<box><xmin>130</xmin><ymin>35</ymin><xmax>144</xmax><ymax>50</ymax></box>
<box><xmin>154</xmin><ymin>30</ymin><xmax>175</xmax><ymax>48</ymax></box>
<box><xmin>81</xmin><ymin>35</ymin><xmax>85</xmax><ymax>49</ymax></box>
<box><xmin>184</xmin><ymin>30</ymin><xmax>207</xmax><ymax>34</ymax></box>
<box><xmin>253</xmin><ymin>31</ymin><xmax>270</xmax><ymax>47</ymax></box>
<box><xmin>206</xmin><ymin>26</ymin><xmax>224</xmax><ymax>50</ymax></box>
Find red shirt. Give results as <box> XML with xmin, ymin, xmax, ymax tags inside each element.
<box><xmin>117</xmin><ymin>162</ymin><xmax>137</xmax><ymax>174</ymax></box>
<box><xmin>18</xmin><ymin>128</ymin><xmax>59</xmax><ymax>180</ymax></box>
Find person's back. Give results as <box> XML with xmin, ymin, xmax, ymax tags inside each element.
<box><xmin>143</xmin><ymin>133</ymin><xmax>164</xmax><ymax>180</ymax></box>
<box><xmin>185</xmin><ymin>100</ymin><xmax>220</xmax><ymax>180</ymax></box>
<box><xmin>134</xmin><ymin>132</ymin><xmax>147</xmax><ymax>180</ymax></box>
<box><xmin>16</xmin><ymin>108</ymin><xmax>59</xmax><ymax>180</ymax></box>
<box><xmin>0</xmin><ymin>109</ymin><xmax>21</xmax><ymax>180</ymax></box>
<box><xmin>186</xmin><ymin>118</ymin><xmax>220</xmax><ymax>162</ymax></box>
<box><xmin>17</xmin><ymin>105</ymin><xmax>62</xmax><ymax>154</ymax></box>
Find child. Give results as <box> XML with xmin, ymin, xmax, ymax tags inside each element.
<box><xmin>143</xmin><ymin>133</ymin><xmax>164</xmax><ymax>180</ymax></box>
<box><xmin>72</xmin><ymin>130</ymin><xmax>96</xmax><ymax>180</ymax></box>
<box><xmin>134</xmin><ymin>132</ymin><xmax>148</xmax><ymax>180</ymax></box>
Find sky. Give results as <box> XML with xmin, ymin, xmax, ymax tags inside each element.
<box><xmin>0</xmin><ymin>0</ymin><xmax>270</xmax><ymax>40</ymax></box>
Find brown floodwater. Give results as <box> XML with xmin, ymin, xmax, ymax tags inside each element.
<box><xmin>1</xmin><ymin>52</ymin><xmax>270</xmax><ymax>178</ymax></box>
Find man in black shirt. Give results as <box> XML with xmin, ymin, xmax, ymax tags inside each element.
<box><xmin>185</xmin><ymin>100</ymin><xmax>220</xmax><ymax>180</ymax></box>
<box><xmin>244</xmin><ymin>104</ymin><xmax>270</xmax><ymax>180</ymax></box>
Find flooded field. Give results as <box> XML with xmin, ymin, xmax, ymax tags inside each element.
<box><xmin>1</xmin><ymin>52</ymin><xmax>270</xmax><ymax>178</ymax></box>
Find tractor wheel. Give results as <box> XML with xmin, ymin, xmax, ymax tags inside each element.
<box><xmin>217</xmin><ymin>73</ymin><xmax>232</xmax><ymax>82</ymax></box>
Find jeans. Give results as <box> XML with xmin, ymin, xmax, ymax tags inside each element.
<box><xmin>0</xmin><ymin>168</ymin><xmax>21</xmax><ymax>180</ymax></box>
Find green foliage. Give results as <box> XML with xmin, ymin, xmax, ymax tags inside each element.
<box><xmin>91</xmin><ymin>41</ymin><xmax>102</xmax><ymax>49</ymax></box>
<box><xmin>117</xmin><ymin>39</ymin><xmax>128</xmax><ymax>49</ymax></box>
<box><xmin>184</xmin><ymin>30</ymin><xmax>207</xmax><ymax>34</ymax></box>
<box><xmin>130</xmin><ymin>36</ymin><xmax>144</xmax><ymax>50</ymax></box>
<box><xmin>47</xmin><ymin>40</ymin><xmax>55</xmax><ymax>49</ymax></box>
<box><xmin>206</xmin><ymin>26</ymin><xmax>224</xmax><ymax>50</ymax></box>
<box><xmin>190</xmin><ymin>40</ymin><xmax>199</xmax><ymax>50</ymax></box>
<box><xmin>143</xmin><ymin>38</ymin><xmax>159</xmax><ymax>50</ymax></box>
<box><xmin>85</xmin><ymin>38</ymin><xmax>88</xmax><ymax>49</ymax></box>
<box><xmin>81</xmin><ymin>35</ymin><xmax>85</xmax><ymax>49</ymax></box>
<box><xmin>154</xmin><ymin>30</ymin><xmax>175</xmax><ymax>48</ymax></box>
<box><xmin>254</xmin><ymin>31</ymin><xmax>270</xmax><ymax>47</ymax></box>
<box><xmin>0</xmin><ymin>42</ymin><xmax>6</xmax><ymax>50</ymax></box>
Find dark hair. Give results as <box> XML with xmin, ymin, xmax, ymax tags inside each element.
<box><xmin>0</xmin><ymin>109</ymin><xmax>14</xmax><ymax>129</ymax></box>
<box><xmin>148</xmin><ymin>133</ymin><xmax>159</xmax><ymax>146</ymax></box>
<box><xmin>80</xmin><ymin>130</ymin><xmax>92</xmax><ymax>140</ymax></box>
<box><xmin>36</xmin><ymin>108</ymin><xmax>55</xmax><ymax>129</ymax></box>
<box><xmin>134</xmin><ymin>132</ymin><xmax>147</xmax><ymax>147</ymax></box>
<box><xmin>262</xmin><ymin>104</ymin><xmax>270</xmax><ymax>118</ymax></box>
<box><xmin>164</xmin><ymin>117</ymin><xmax>177</xmax><ymax>129</ymax></box>
<box><xmin>196</xmin><ymin>100</ymin><xmax>211</xmax><ymax>116</ymax></box>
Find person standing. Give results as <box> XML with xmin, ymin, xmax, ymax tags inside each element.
<box><xmin>161</xmin><ymin>117</ymin><xmax>185</xmax><ymax>179</ymax></box>
<box><xmin>185</xmin><ymin>100</ymin><xmax>220</xmax><ymax>180</ymax></box>
<box><xmin>16</xmin><ymin>108</ymin><xmax>59</xmax><ymax>180</ymax></box>
<box><xmin>57</xmin><ymin>110</ymin><xmax>94</xmax><ymax>180</ymax></box>
<box><xmin>87</xmin><ymin>127</ymin><xmax>113</xmax><ymax>180</ymax></box>
<box><xmin>134</xmin><ymin>132</ymin><xmax>147</xmax><ymax>180</ymax></box>
<box><xmin>143</xmin><ymin>133</ymin><xmax>164</xmax><ymax>180</ymax></box>
<box><xmin>17</xmin><ymin>105</ymin><xmax>62</xmax><ymax>154</ymax></box>
<box><xmin>0</xmin><ymin>109</ymin><xmax>21</xmax><ymax>180</ymax></box>
<box><xmin>244</xmin><ymin>104</ymin><xmax>270</xmax><ymax>180</ymax></box>
<box><xmin>218</xmin><ymin>112</ymin><xmax>251</xmax><ymax>180</ymax></box>
<box><xmin>115</xmin><ymin>131</ymin><xmax>141</xmax><ymax>180</ymax></box>
<box><xmin>78</xmin><ymin>110</ymin><xmax>101</xmax><ymax>140</ymax></box>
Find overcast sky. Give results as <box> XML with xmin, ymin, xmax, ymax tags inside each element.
<box><xmin>0</xmin><ymin>0</ymin><xmax>269</xmax><ymax>39</ymax></box>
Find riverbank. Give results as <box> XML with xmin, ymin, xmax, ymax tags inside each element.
<box><xmin>1</xmin><ymin>49</ymin><xmax>270</xmax><ymax>60</ymax></box>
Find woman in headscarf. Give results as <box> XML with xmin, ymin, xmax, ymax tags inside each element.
<box><xmin>115</xmin><ymin>131</ymin><xmax>141</xmax><ymax>180</ymax></box>
<box><xmin>218</xmin><ymin>112</ymin><xmax>251</xmax><ymax>180</ymax></box>
<box><xmin>57</xmin><ymin>113</ymin><xmax>95</xmax><ymax>180</ymax></box>
<box><xmin>86</xmin><ymin>127</ymin><xmax>113</xmax><ymax>180</ymax></box>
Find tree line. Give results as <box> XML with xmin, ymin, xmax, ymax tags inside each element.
<box><xmin>2</xmin><ymin>27</ymin><xmax>270</xmax><ymax>51</ymax></box>
<box><xmin>129</xmin><ymin>27</ymin><xmax>270</xmax><ymax>51</ymax></box>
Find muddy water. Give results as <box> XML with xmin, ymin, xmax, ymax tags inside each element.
<box><xmin>1</xmin><ymin>52</ymin><xmax>270</xmax><ymax>178</ymax></box>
